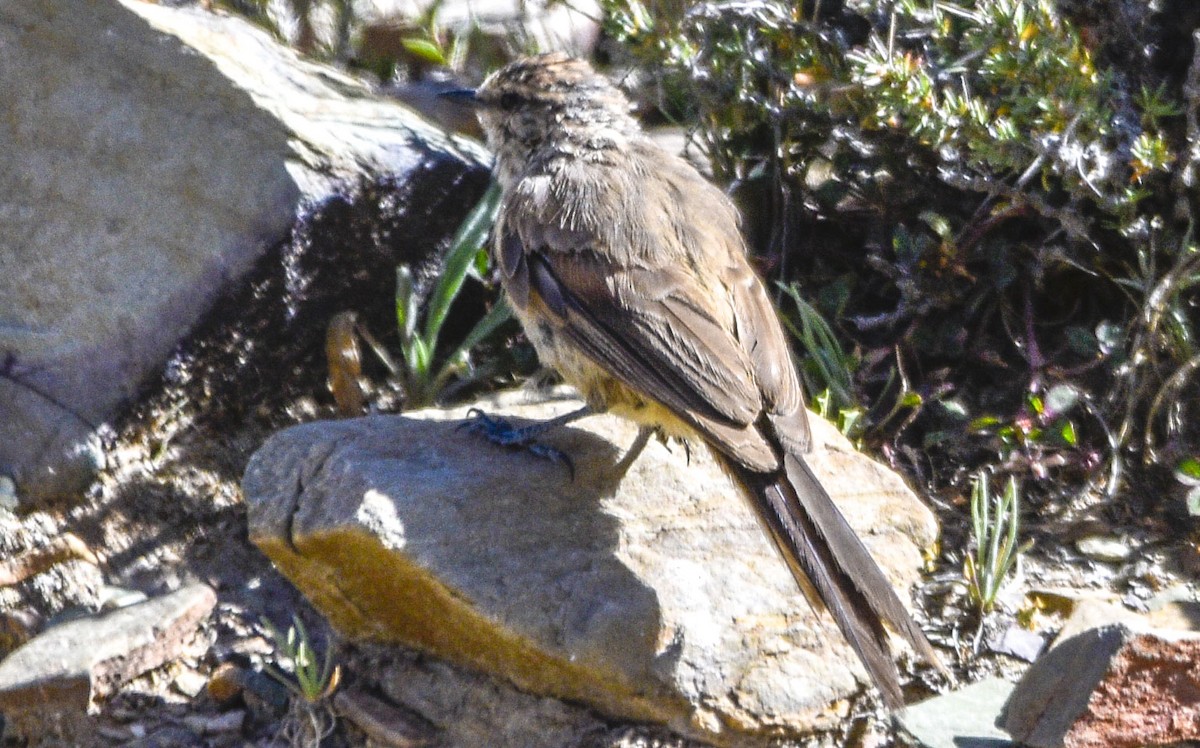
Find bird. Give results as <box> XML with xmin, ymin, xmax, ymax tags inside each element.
<box><xmin>452</xmin><ymin>52</ymin><xmax>946</xmax><ymax>708</ymax></box>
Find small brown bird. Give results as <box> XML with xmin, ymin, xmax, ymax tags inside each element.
<box><xmin>459</xmin><ymin>52</ymin><xmax>944</xmax><ymax>707</ymax></box>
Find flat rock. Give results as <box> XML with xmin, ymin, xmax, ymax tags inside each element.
<box><xmin>0</xmin><ymin>584</ymin><xmax>216</xmax><ymax>741</ymax></box>
<box><xmin>988</xmin><ymin>625</ymin><xmax>1046</xmax><ymax>662</ymax></box>
<box><xmin>334</xmin><ymin>687</ymin><xmax>437</xmax><ymax>747</ymax></box>
<box><xmin>243</xmin><ymin>391</ymin><xmax>940</xmax><ymax>745</ymax></box>
<box><xmin>0</xmin><ymin>0</ymin><xmax>486</xmax><ymax>505</ymax></box>
<box><xmin>898</xmin><ymin>677</ymin><xmax>1015</xmax><ymax>748</ymax></box>
<box><xmin>1002</xmin><ymin>617</ymin><xmax>1200</xmax><ymax>748</ymax></box>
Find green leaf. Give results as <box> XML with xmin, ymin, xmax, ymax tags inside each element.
<box><xmin>919</xmin><ymin>210</ymin><xmax>953</xmax><ymax>240</ymax></box>
<box><xmin>817</xmin><ymin>274</ymin><xmax>854</xmax><ymax>317</ymax></box>
<box><xmin>777</xmin><ymin>282</ymin><xmax>857</xmax><ymax>411</ymax></box>
<box><xmin>424</xmin><ymin>182</ymin><xmax>502</xmax><ymax>347</ymax></box>
<box><xmin>1176</xmin><ymin>457</ymin><xmax>1200</xmax><ymax>485</ymax></box>
<box><xmin>837</xmin><ymin>407</ymin><xmax>863</xmax><ymax>437</ymax></box>
<box><xmin>395</xmin><ymin>265</ymin><xmax>419</xmax><ymax>342</ymax></box>
<box><xmin>472</xmin><ymin>246</ymin><xmax>490</xmax><ymax>277</ymax></box>
<box><xmin>407</xmin><ymin>336</ymin><xmax>431</xmax><ymax>376</ymax></box>
<box><xmin>969</xmin><ymin>415</ymin><xmax>1001</xmax><ymax>431</ymax></box>
<box><xmin>401</xmin><ymin>38</ymin><xmax>447</xmax><ymax>65</ymax></box>
<box><xmin>813</xmin><ymin>388</ymin><xmax>833</xmax><ymax>418</ymax></box>
<box><xmin>1059</xmin><ymin>420</ymin><xmax>1077</xmax><ymax>446</ymax></box>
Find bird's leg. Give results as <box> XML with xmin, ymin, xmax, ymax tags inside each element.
<box><xmin>461</xmin><ymin>405</ymin><xmax>594</xmax><ymax>443</ymax></box>
<box><xmin>459</xmin><ymin>405</ymin><xmax>594</xmax><ymax>477</ymax></box>
<box><xmin>612</xmin><ymin>426</ymin><xmax>654</xmax><ymax>476</ymax></box>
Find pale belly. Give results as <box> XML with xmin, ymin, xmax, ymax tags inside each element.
<box><xmin>509</xmin><ymin>292</ymin><xmax>697</xmax><ymax>441</ymax></box>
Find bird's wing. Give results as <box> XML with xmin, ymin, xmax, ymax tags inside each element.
<box><xmin>725</xmin><ymin>257</ymin><xmax>812</xmax><ymax>455</ymax></box>
<box><xmin>501</xmin><ymin>200</ymin><xmax>799</xmax><ymax>471</ymax></box>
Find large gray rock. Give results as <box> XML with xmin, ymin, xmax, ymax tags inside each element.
<box><xmin>243</xmin><ymin>390</ymin><xmax>940</xmax><ymax>745</ymax></box>
<box><xmin>0</xmin><ymin>0</ymin><xmax>488</xmax><ymax>505</ymax></box>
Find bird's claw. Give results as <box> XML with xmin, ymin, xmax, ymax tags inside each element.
<box><xmin>459</xmin><ymin>408</ymin><xmax>576</xmax><ymax>478</ymax></box>
<box><xmin>458</xmin><ymin>408</ymin><xmax>524</xmax><ymax>445</ymax></box>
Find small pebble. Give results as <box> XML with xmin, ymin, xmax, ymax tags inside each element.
<box><xmin>1075</xmin><ymin>535</ymin><xmax>1131</xmax><ymax>563</ymax></box>
<box><xmin>0</xmin><ymin>476</ymin><xmax>17</xmax><ymax>511</ymax></box>
<box><xmin>96</xmin><ymin>724</ymin><xmax>133</xmax><ymax>740</ymax></box>
<box><xmin>173</xmin><ymin>668</ymin><xmax>208</xmax><ymax>698</ymax></box>
<box><xmin>183</xmin><ymin>710</ymin><xmax>244</xmax><ymax>735</ymax></box>
<box><xmin>207</xmin><ymin>662</ymin><xmax>246</xmax><ymax>703</ymax></box>
<box><xmin>988</xmin><ymin>625</ymin><xmax>1046</xmax><ymax>662</ymax></box>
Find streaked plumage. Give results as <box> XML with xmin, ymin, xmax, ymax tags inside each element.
<box><xmin>471</xmin><ymin>52</ymin><xmax>944</xmax><ymax>707</ymax></box>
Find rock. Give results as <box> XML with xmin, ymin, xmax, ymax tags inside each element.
<box><xmin>244</xmin><ymin>391</ymin><xmax>940</xmax><ymax>745</ymax></box>
<box><xmin>266</xmin><ymin>0</ymin><xmax>601</xmax><ymax>63</ymax></box>
<box><xmin>0</xmin><ymin>0</ymin><xmax>488</xmax><ymax>505</ymax></box>
<box><xmin>371</xmin><ymin>645</ymin><xmax>628</xmax><ymax>748</ymax></box>
<box><xmin>0</xmin><ymin>515</ymin><xmax>105</xmax><ymax>651</ymax></box>
<box><xmin>98</xmin><ymin>585</ymin><xmax>150</xmax><ymax>612</ymax></box>
<box><xmin>182</xmin><ymin>710</ymin><xmax>245</xmax><ymax>735</ymax></box>
<box><xmin>0</xmin><ymin>478</ymin><xmax>17</xmax><ymax>512</ymax></box>
<box><xmin>1074</xmin><ymin>535</ymin><xmax>1132</xmax><ymax>563</ymax></box>
<box><xmin>1001</xmin><ymin>622</ymin><xmax>1200</xmax><ymax>748</ymax></box>
<box><xmin>125</xmin><ymin>724</ymin><xmax>203</xmax><ymax>748</ymax></box>
<box><xmin>0</xmin><ymin>609</ymin><xmax>39</xmax><ymax>656</ymax></box>
<box><xmin>988</xmin><ymin>625</ymin><xmax>1046</xmax><ymax>663</ymax></box>
<box><xmin>1052</xmin><ymin>598</ymin><xmax>1145</xmax><ymax>644</ymax></box>
<box><xmin>0</xmin><ymin>533</ymin><xmax>100</xmax><ymax>587</ymax></box>
<box><xmin>334</xmin><ymin>688</ymin><xmax>437</xmax><ymax>747</ymax></box>
<box><xmin>897</xmin><ymin>678</ymin><xmax>1016</xmax><ymax>748</ymax></box>
<box><xmin>0</xmin><ymin>584</ymin><xmax>216</xmax><ymax>741</ymax></box>
<box><xmin>206</xmin><ymin>662</ymin><xmax>247</xmax><ymax>705</ymax></box>
<box><xmin>171</xmin><ymin>669</ymin><xmax>209</xmax><ymax>699</ymax></box>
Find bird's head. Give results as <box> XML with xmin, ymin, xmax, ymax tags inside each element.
<box><xmin>447</xmin><ymin>53</ymin><xmax>638</xmax><ymax>181</ymax></box>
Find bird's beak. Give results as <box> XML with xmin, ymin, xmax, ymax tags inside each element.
<box><xmin>438</xmin><ymin>88</ymin><xmax>479</xmax><ymax>105</ymax></box>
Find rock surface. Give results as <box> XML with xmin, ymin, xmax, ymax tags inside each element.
<box><xmin>1001</xmin><ymin>600</ymin><xmax>1200</xmax><ymax>748</ymax></box>
<box><xmin>898</xmin><ymin>677</ymin><xmax>1015</xmax><ymax>748</ymax></box>
<box><xmin>0</xmin><ymin>584</ymin><xmax>217</xmax><ymax>741</ymax></box>
<box><xmin>243</xmin><ymin>390</ymin><xmax>940</xmax><ymax>745</ymax></box>
<box><xmin>0</xmin><ymin>0</ymin><xmax>487</xmax><ymax>505</ymax></box>
<box><xmin>265</xmin><ymin>0</ymin><xmax>601</xmax><ymax>61</ymax></box>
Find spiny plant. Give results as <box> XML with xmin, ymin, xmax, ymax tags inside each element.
<box><xmin>602</xmin><ymin>0</ymin><xmax>1197</xmax><ymax>512</ymax></box>
<box><xmin>963</xmin><ymin>471</ymin><xmax>1023</xmax><ymax>619</ymax></box>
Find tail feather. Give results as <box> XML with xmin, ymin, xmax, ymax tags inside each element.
<box><xmin>726</xmin><ymin>453</ymin><xmax>945</xmax><ymax>709</ymax></box>
<box><xmin>783</xmin><ymin>454</ymin><xmax>945</xmax><ymax>672</ymax></box>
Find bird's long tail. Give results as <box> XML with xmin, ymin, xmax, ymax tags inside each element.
<box><xmin>727</xmin><ymin>453</ymin><xmax>945</xmax><ymax>709</ymax></box>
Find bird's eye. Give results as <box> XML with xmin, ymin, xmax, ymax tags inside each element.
<box><xmin>499</xmin><ymin>92</ymin><xmax>521</xmax><ymax>111</ymax></box>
